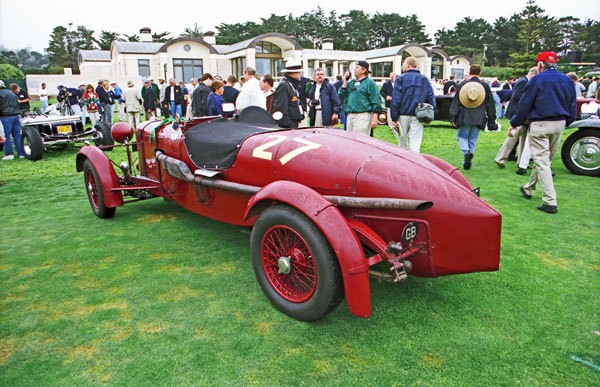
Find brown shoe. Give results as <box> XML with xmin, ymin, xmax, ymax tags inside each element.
<box><xmin>495</xmin><ymin>160</ymin><xmax>505</xmax><ymax>168</ymax></box>
<box><xmin>537</xmin><ymin>204</ymin><xmax>557</xmax><ymax>214</ymax></box>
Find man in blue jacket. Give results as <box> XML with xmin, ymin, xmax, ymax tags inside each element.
<box><xmin>390</xmin><ymin>57</ymin><xmax>435</xmax><ymax>153</ymax></box>
<box><xmin>510</xmin><ymin>51</ymin><xmax>577</xmax><ymax>214</ymax></box>
<box><xmin>308</xmin><ymin>68</ymin><xmax>342</xmax><ymax>126</ymax></box>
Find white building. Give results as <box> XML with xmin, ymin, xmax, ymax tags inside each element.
<box><xmin>26</xmin><ymin>28</ymin><xmax>470</xmax><ymax>95</ymax></box>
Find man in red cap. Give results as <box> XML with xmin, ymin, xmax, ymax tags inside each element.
<box><xmin>509</xmin><ymin>51</ymin><xmax>577</xmax><ymax>214</ymax></box>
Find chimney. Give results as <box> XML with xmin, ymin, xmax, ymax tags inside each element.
<box><xmin>322</xmin><ymin>38</ymin><xmax>334</xmax><ymax>50</ymax></box>
<box><xmin>140</xmin><ymin>27</ymin><xmax>152</xmax><ymax>42</ymax></box>
<box><xmin>203</xmin><ymin>31</ymin><xmax>216</xmax><ymax>45</ymax></box>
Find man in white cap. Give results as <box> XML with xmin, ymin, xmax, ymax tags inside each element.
<box><xmin>273</xmin><ymin>60</ymin><xmax>305</xmax><ymax>128</ymax></box>
<box><xmin>123</xmin><ymin>81</ymin><xmax>143</xmax><ymax>129</ymax></box>
<box><xmin>235</xmin><ymin>67</ymin><xmax>266</xmax><ymax>112</ymax></box>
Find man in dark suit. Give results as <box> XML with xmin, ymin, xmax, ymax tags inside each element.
<box><xmin>143</xmin><ymin>79</ymin><xmax>156</xmax><ymax>121</ymax></box>
<box><xmin>379</xmin><ymin>72</ymin><xmax>397</xmax><ymax>137</ymax></box>
<box><xmin>162</xmin><ymin>78</ymin><xmax>184</xmax><ymax>118</ymax></box>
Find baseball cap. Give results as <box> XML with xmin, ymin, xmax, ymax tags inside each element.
<box><xmin>537</xmin><ymin>51</ymin><xmax>558</xmax><ymax>63</ymax></box>
<box><xmin>357</xmin><ymin>60</ymin><xmax>370</xmax><ymax>73</ymax></box>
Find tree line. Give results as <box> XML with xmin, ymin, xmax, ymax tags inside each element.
<box><xmin>1</xmin><ymin>0</ymin><xmax>597</xmax><ymax>79</ymax></box>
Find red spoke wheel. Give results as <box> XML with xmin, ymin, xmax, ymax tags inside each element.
<box><xmin>83</xmin><ymin>159</ymin><xmax>115</xmax><ymax>218</ymax></box>
<box><xmin>251</xmin><ymin>204</ymin><xmax>343</xmax><ymax>321</ymax></box>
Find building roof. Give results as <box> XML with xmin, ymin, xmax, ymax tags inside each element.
<box><xmin>112</xmin><ymin>41</ymin><xmax>164</xmax><ymax>54</ymax></box>
<box><xmin>79</xmin><ymin>50</ymin><xmax>111</xmax><ymax>62</ymax></box>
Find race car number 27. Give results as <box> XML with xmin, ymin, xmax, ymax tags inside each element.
<box><xmin>252</xmin><ymin>135</ymin><xmax>321</xmax><ymax>165</ymax></box>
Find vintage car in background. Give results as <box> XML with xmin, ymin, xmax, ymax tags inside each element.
<box><xmin>561</xmin><ymin>99</ymin><xmax>600</xmax><ymax>177</ymax></box>
<box><xmin>76</xmin><ymin>107</ymin><xmax>502</xmax><ymax>321</ymax></box>
<box><xmin>20</xmin><ymin>104</ymin><xmax>113</xmax><ymax>161</ymax></box>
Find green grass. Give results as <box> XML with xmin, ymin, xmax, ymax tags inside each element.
<box><xmin>1</xmin><ymin>118</ymin><xmax>599</xmax><ymax>385</ymax></box>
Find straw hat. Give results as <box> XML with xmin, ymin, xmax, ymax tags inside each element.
<box><xmin>459</xmin><ymin>82</ymin><xmax>485</xmax><ymax>108</ymax></box>
<box><xmin>281</xmin><ymin>59</ymin><xmax>304</xmax><ymax>73</ymax></box>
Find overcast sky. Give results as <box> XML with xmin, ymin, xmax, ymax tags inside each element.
<box><xmin>0</xmin><ymin>0</ymin><xmax>598</xmax><ymax>52</ymax></box>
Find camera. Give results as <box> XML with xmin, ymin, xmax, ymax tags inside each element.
<box><xmin>57</xmin><ymin>88</ymin><xmax>67</xmax><ymax>102</ymax></box>
<box><xmin>345</xmin><ymin>71</ymin><xmax>351</xmax><ymax>81</ymax></box>
<box><xmin>311</xmin><ymin>99</ymin><xmax>320</xmax><ymax>107</ymax></box>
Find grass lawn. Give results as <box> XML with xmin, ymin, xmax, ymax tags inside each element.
<box><xmin>0</xmin><ymin>116</ymin><xmax>599</xmax><ymax>385</ymax></box>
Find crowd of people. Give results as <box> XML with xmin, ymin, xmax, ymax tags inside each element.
<box><xmin>0</xmin><ymin>52</ymin><xmax>587</xmax><ymax>210</ymax></box>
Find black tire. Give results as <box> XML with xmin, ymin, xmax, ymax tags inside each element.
<box><xmin>561</xmin><ymin>128</ymin><xmax>600</xmax><ymax>177</ymax></box>
<box><xmin>21</xmin><ymin>127</ymin><xmax>44</xmax><ymax>161</ymax></box>
<box><xmin>250</xmin><ymin>204</ymin><xmax>344</xmax><ymax>321</ymax></box>
<box><xmin>94</xmin><ymin>121</ymin><xmax>114</xmax><ymax>151</ymax></box>
<box><xmin>83</xmin><ymin>159</ymin><xmax>116</xmax><ymax>218</ymax></box>
<box><xmin>33</xmin><ymin>107</ymin><xmax>42</xmax><ymax>114</ymax></box>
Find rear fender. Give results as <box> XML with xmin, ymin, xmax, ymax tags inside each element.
<box><xmin>244</xmin><ymin>181</ymin><xmax>371</xmax><ymax>318</ymax></box>
<box><xmin>76</xmin><ymin>145</ymin><xmax>124</xmax><ymax>208</ymax></box>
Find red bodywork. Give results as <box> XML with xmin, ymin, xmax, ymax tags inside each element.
<box><xmin>77</xmin><ymin>116</ymin><xmax>502</xmax><ymax>318</ymax></box>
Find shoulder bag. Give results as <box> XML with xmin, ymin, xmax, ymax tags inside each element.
<box><xmin>415</xmin><ymin>76</ymin><xmax>435</xmax><ymax>123</ymax></box>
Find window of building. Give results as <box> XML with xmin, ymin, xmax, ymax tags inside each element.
<box><xmin>370</xmin><ymin>62</ymin><xmax>393</xmax><ymax>79</ymax></box>
<box><xmin>255</xmin><ymin>58</ymin><xmax>283</xmax><ymax>78</ymax></box>
<box><xmin>256</xmin><ymin>41</ymin><xmax>281</xmax><ymax>55</ymax></box>
<box><xmin>138</xmin><ymin>59</ymin><xmax>150</xmax><ymax>78</ymax></box>
<box><xmin>173</xmin><ymin>59</ymin><xmax>203</xmax><ymax>83</ymax></box>
<box><xmin>231</xmin><ymin>57</ymin><xmax>247</xmax><ymax>80</ymax></box>
<box><xmin>431</xmin><ymin>53</ymin><xmax>445</xmax><ymax>80</ymax></box>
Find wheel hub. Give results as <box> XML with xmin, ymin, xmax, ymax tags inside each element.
<box><xmin>88</xmin><ymin>182</ymin><xmax>93</xmax><ymax>192</ymax></box>
<box><xmin>278</xmin><ymin>256</ymin><xmax>291</xmax><ymax>274</ymax></box>
<box><xmin>571</xmin><ymin>136</ymin><xmax>600</xmax><ymax>171</ymax></box>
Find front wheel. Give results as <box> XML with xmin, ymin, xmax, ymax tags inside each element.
<box><xmin>94</xmin><ymin>121</ymin><xmax>114</xmax><ymax>151</ymax></box>
<box><xmin>83</xmin><ymin>159</ymin><xmax>116</xmax><ymax>218</ymax></box>
<box><xmin>21</xmin><ymin>127</ymin><xmax>44</xmax><ymax>161</ymax></box>
<box><xmin>561</xmin><ymin>128</ymin><xmax>600</xmax><ymax>177</ymax></box>
<box><xmin>250</xmin><ymin>204</ymin><xmax>344</xmax><ymax>321</ymax></box>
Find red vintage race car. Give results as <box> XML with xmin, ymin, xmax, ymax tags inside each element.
<box><xmin>76</xmin><ymin>107</ymin><xmax>502</xmax><ymax>321</ymax></box>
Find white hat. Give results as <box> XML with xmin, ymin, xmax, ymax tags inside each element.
<box><xmin>148</xmin><ymin>76</ymin><xmax>154</xmax><ymax>81</ymax></box>
<box><xmin>281</xmin><ymin>59</ymin><xmax>304</xmax><ymax>73</ymax></box>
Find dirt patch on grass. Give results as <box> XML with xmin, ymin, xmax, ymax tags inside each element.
<box><xmin>61</xmin><ymin>263</ymin><xmax>83</xmax><ymax>276</ymax></box>
<box><xmin>253</xmin><ymin>322</ymin><xmax>276</xmax><ymax>335</ymax></box>
<box><xmin>74</xmin><ymin>278</ymin><xmax>102</xmax><ymax>289</ymax></box>
<box><xmin>0</xmin><ymin>264</ymin><xmax>14</xmax><ymax>272</ymax></box>
<box><xmin>0</xmin><ymin>339</ymin><xmax>16</xmax><ymax>365</ymax></box>
<box><xmin>149</xmin><ymin>253</ymin><xmax>170</xmax><ymax>259</ymax></box>
<box><xmin>66</xmin><ymin>345</ymin><xmax>97</xmax><ymax>363</ymax></box>
<box><xmin>18</xmin><ymin>262</ymin><xmax>52</xmax><ymax>277</ymax></box>
<box><xmin>139</xmin><ymin>322</ymin><xmax>169</xmax><ymax>334</ymax></box>
<box><xmin>200</xmin><ymin>262</ymin><xmax>237</xmax><ymax>276</ymax></box>
<box><xmin>539</xmin><ymin>253</ymin><xmax>569</xmax><ymax>269</ymax></box>
<box><xmin>156</xmin><ymin>264</ymin><xmax>194</xmax><ymax>273</ymax></box>
<box><xmin>313</xmin><ymin>359</ymin><xmax>336</xmax><ymax>374</ymax></box>
<box><xmin>157</xmin><ymin>285</ymin><xmax>200</xmax><ymax>303</ymax></box>
<box><xmin>74</xmin><ymin>301</ymin><xmax>128</xmax><ymax>317</ymax></box>
<box><xmin>422</xmin><ymin>353</ymin><xmax>443</xmax><ymax>368</ymax></box>
<box><xmin>137</xmin><ymin>213</ymin><xmax>181</xmax><ymax>223</ymax></box>
<box><xmin>121</xmin><ymin>264</ymin><xmax>141</xmax><ymax>277</ymax></box>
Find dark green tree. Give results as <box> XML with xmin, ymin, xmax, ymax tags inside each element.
<box><xmin>0</xmin><ymin>50</ymin><xmax>19</xmax><ymax>67</ymax></box>
<box><xmin>152</xmin><ymin>31</ymin><xmax>171</xmax><ymax>43</ymax></box>
<box><xmin>181</xmin><ymin>23</ymin><xmax>203</xmax><ymax>38</ymax></box>
<box><xmin>47</xmin><ymin>25</ymin><xmax>97</xmax><ymax>74</ymax></box>
<box><xmin>487</xmin><ymin>14</ymin><xmax>523</xmax><ymax>66</ymax></box>
<box><xmin>97</xmin><ymin>30</ymin><xmax>122</xmax><ymax>50</ymax></box>
<box><xmin>370</xmin><ymin>13</ymin><xmax>429</xmax><ymax>48</ymax></box>
<box><xmin>518</xmin><ymin>0</ymin><xmax>545</xmax><ymax>54</ymax></box>
<box><xmin>123</xmin><ymin>34</ymin><xmax>140</xmax><ymax>42</ymax></box>
<box><xmin>339</xmin><ymin>10</ymin><xmax>372</xmax><ymax>51</ymax></box>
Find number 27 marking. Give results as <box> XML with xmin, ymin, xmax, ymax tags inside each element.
<box><xmin>252</xmin><ymin>136</ymin><xmax>321</xmax><ymax>165</ymax></box>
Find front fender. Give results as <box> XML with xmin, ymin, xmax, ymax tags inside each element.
<box><xmin>567</xmin><ymin>118</ymin><xmax>600</xmax><ymax>130</ymax></box>
<box><xmin>244</xmin><ymin>181</ymin><xmax>371</xmax><ymax>318</ymax></box>
<box><xmin>76</xmin><ymin>145</ymin><xmax>124</xmax><ymax>208</ymax></box>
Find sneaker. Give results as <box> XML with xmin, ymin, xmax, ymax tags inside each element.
<box><xmin>537</xmin><ymin>204</ymin><xmax>557</xmax><ymax>214</ymax></box>
<box><xmin>516</xmin><ymin>168</ymin><xmax>526</xmax><ymax>175</ymax></box>
<box><xmin>520</xmin><ymin>185</ymin><xmax>532</xmax><ymax>200</ymax></box>
<box><xmin>463</xmin><ymin>153</ymin><xmax>473</xmax><ymax>170</ymax></box>
<box><xmin>19</xmin><ymin>156</ymin><xmax>24</xmax><ymax>159</ymax></box>
<box><xmin>2</xmin><ymin>155</ymin><xmax>14</xmax><ymax>160</ymax></box>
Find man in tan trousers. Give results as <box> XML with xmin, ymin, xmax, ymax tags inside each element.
<box><xmin>509</xmin><ymin>51</ymin><xmax>577</xmax><ymax>214</ymax></box>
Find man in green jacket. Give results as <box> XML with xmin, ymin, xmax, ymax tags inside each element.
<box><xmin>338</xmin><ymin>60</ymin><xmax>381</xmax><ymax>136</ymax></box>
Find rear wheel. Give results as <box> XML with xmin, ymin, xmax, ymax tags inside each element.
<box><xmin>83</xmin><ymin>159</ymin><xmax>115</xmax><ymax>218</ymax></box>
<box><xmin>21</xmin><ymin>127</ymin><xmax>44</xmax><ymax>161</ymax></box>
<box><xmin>561</xmin><ymin>128</ymin><xmax>600</xmax><ymax>177</ymax></box>
<box><xmin>250</xmin><ymin>204</ymin><xmax>344</xmax><ymax>321</ymax></box>
<box><xmin>94</xmin><ymin>121</ymin><xmax>114</xmax><ymax>151</ymax></box>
